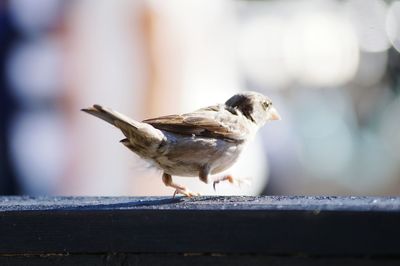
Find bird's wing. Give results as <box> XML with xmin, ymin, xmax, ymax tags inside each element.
<box><xmin>142</xmin><ymin>105</ymin><xmax>250</xmax><ymax>141</ymax></box>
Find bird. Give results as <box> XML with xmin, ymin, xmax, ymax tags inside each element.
<box><xmin>81</xmin><ymin>91</ymin><xmax>280</xmax><ymax>197</ymax></box>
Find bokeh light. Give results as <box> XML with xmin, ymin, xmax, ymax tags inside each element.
<box><xmin>9</xmin><ymin>0</ymin><xmax>64</xmax><ymax>34</ymax></box>
<box><xmin>293</xmin><ymin>91</ymin><xmax>355</xmax><ymax>180</ymax></box>
<box><xmin>345</xmin><ymin>0</ymin><xmax>390</xmax><ymax>53</ymax></box>
<box><xmin>239</xmin><ymin>16</ymin><xmax>290</xmax><ymax>88</ymax></box>
<box><xmin>9</xmin><ymin>111</ymin><xmax>68</xmax><ymax>195</ymax></box>
<box><xmin>285</xmin><ymin>13</ymin><xmax>359</xmax><ymax>87</ymax></box>
<box><xmin>386</xmin><ymin>1</ymin><xmax>400</xmax><ymax>53</ymax></box>
<box><xmin>6</xmin><ymin>39</ymin><xmax>63</xmax><ymax>102</ymax></box>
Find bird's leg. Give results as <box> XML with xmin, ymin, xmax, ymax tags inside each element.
<box><xmin>162</xmin><ymin>173</ymin><xmax>200</xmax><ymax>198</ymax></box>
<box><xmin>213</xmin><ymin>175</ymin><xmax>234</xmax><ymax>190</ymax></box>
<box><xmin>213</xmin><ymin>175</ymin><xmax>250</xmax><ymax>190</ymax></box>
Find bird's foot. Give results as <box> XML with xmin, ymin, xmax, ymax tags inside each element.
<box><xmin>163</xmin><ymin>173</ymin><xmax>200</xmax><ymax>198</ymax></box>
<box><xmin>213</xmin><ymin>175</ymin><xmax>251</xmax><ymax>190</ymax></box>
<box><xmin>173</xmin><ymin>187</ymin><xmax>201</xmax><ymax>198</ymax></box>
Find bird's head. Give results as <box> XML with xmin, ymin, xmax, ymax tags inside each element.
<box><xmin>225</xmin><ymin>91</ymin><xmax>281</xmax><ymax>127</ymax></box>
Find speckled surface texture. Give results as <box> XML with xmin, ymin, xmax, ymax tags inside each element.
<box><xmin>1</xmin><ymin>196</ymin><xmax>399</xmax><ymax>212</ymax></box>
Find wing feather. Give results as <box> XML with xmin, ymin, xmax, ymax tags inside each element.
<box><xmin>142</xmin><ymin>105</ymin><xmax>249</xmax><ymax>141</ymax></box>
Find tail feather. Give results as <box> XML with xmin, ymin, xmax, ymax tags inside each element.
<box><xmin>81</xmin><ymin>104</ymin><xmax>138</xmax><ymax>129</ymax></box>
<box><xmin>81</xmin><ymin>105</ymin><xmax>165</xmax><ymax>155</ymax></box>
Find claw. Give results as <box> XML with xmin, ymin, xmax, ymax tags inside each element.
<box><xmin>213</xmin><ymin>175</ymin><xmax>233</xmax><ymax>191</ymax></box>
<box><xmin>213</xmin><ymin>175</ymin><xmax>250</xmax><ymax>190</ymax></box>
<box><xmin>173</xmin><ymin>188</ymin><xmax>200</xmax><ymax>198</ymax></box>
<box><xmin>163</xmin><ymin>173</ymin><xmax>200</xmax><ymax>198</ymax></box>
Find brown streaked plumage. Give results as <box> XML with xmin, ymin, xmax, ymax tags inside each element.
<box><xmin>82</xmin><ymin>91</ymin><xmax>280</xmax><ymax>197</ymax></box>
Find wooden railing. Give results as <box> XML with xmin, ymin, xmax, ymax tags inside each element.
<box><xmin>0</xmin><ymin>196</ymin><xmax>399</xmax><ymax>265</ymax></box>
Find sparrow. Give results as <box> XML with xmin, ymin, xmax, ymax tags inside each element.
<box><xmin>82</xmin><ymin>91</ymin><xmax>280</xmax><ymax>197</ymax></box>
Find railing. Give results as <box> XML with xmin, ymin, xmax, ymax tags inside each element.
<box><xmin>0</xmin><ymin>196</ymin><xmax>399</xmax><ymax>265</ymax></box>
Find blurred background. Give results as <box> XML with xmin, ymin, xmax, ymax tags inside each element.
<box><xmin>1</xmin><ymin>0</ymin><xmax>400</xmax><ymax>196</ymax></box>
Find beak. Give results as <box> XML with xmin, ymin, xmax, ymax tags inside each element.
<box><xmin>269</xmin><ymin>106</ymin><xmax>281</xmax><ymax>121</ymax></box>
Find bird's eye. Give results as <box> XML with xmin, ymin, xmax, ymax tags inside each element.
<box><xmin>262</xmin><ymin>101</ymin><xmax>270</xmax><ymax>109</ymax></box>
